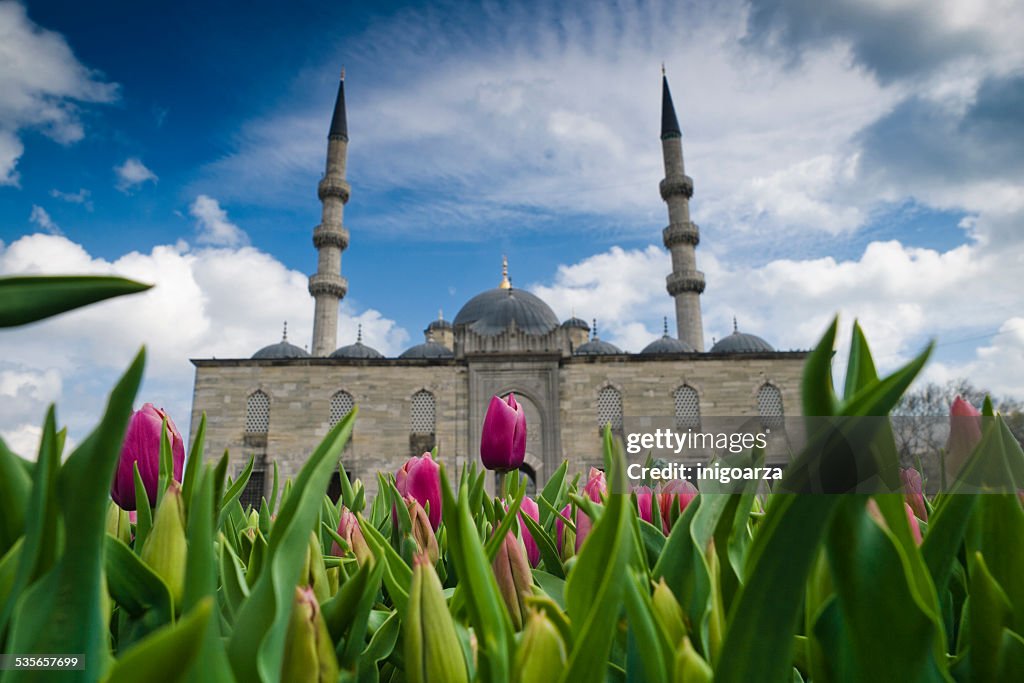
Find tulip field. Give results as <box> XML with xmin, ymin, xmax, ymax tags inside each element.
<box><xmin>2</xmin><ymin>276</ymin><xmax>1024</xmax><ymax>683</ymax></box>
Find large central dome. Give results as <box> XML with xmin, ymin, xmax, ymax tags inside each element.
<box><xmin>453</xmin><ymin>287</ymin><xmax>560</xmax><ymax>336</ymax></box>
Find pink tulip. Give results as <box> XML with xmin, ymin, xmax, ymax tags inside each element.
<box><xmin>517</xmin><ymin>496</ymin><xmax>541</xmax><ymax>568</ymax></box>
<box><xmin>396</xmin><ymin>452</ymin><xmax>443</xmax><ymax>530</ymax></box>
<box><xmin>582</xmin><ymin>467</ymin><xmax>606</xmax><ymax>503</ymax></box>
<box><xmin>946</xmin><ymin>396</ymin><xmax>982</xmax><ymax>480</ymax></box>
<box><xmin>111</xmin><ymin>403</ymin><xmax>185</xmax><ymax>511</ymax></box>
<box><xmin>900</xmin><ymin>468</ymin><xmax>928</xmax><ymax>522</ymax></box>
<box><xmin>480</xmin><ymin>394</ymin><xmax>527</xmax><ymax>472</ymax></box>
<box><xmin>905</xmin><ymin>502</ymin><xmax>923</xmax><ymax>545</ymax></box>
<box><xmin>658</xmin><ymin>480</ymin><xmax>698</xmax><ymax>534</ymax></box>
<box><xmin>332</xmin><ymin>508</ymin><xmax>372</xmax><ymax>565</ymax></box>
<box><xmin>635</xmin><ymin>486</ymin><xmax>656</xmax><ymax>525</ymax></box>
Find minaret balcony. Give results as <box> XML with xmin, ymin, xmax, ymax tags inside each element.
<box><xmin>666</xmin><ymin>270</ymin><xmax>706</xmax><ymax>296</ymax></box>
<box><xmin>308</xmin><ymin>273</ymin><xmax>349</xmax><ymax>299</ymax></box>
<box><xmin>659</xmin><ymin>174</ymin><xmax>694</xmax><ymax>200</ymax></box>
<box><xmin>317</xmin><ymin>177</ymin><xmax>351</xmax><ymax>203</ymax></box>
<box><xmin>663</xmin><ymin>221</ymin><xmax>700</xmax><ymax>248</ymax></box>
<box><xmin>312</xmin><ymin>224</ymin><xmax>350</xmax><ymax>250</ymax></box>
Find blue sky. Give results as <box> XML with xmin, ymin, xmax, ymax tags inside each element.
<box><xmin>1</xmin><ymin>0</ymin><xmax>1022</xmax><ymax>453</ymax></box>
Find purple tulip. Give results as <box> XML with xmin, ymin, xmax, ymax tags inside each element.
<box><xmin>659</xmin><ymin>480</ymin><xmax>698</xmax><ymax>534</ymax></box>
<box><xmin>900</xmin><ymin>468</ymin><xmax>928</xmax><ymax>522</ymax></box>
<box><xmin>517</xmin><ymin>497</ymin><xmax>541</xmax><ymax>568</ymax></box>
<box><xmin>111</xmin><ymin>403</ymin><xmax>185</xmax><ymax>511</ymax></box>
<box><xmin>635</xmin><ymin>486</ymin><xmax>656</xmax><ymax>525</ymax></box>
<box><xmin>396</xmin><ymin>452</ymin><xmax>442</xmax><ymax>530</ymax></box>
<box><xmin>480</xmin><ymin>394</ymin><xmax>526</xmax><ymax>472</ymax></box>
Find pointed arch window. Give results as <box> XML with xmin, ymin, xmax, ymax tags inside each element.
<box><xmin>674</xmin><ymin>385</ymin><xmax>701</xmax><ymax>430</ymax></box>
<box><xmin>597</xmin><ymin>386</ymin><xmax>623</xmax><ymax>433</ymax></box>
<box><xmin>758</xmin><ymin>383</ymin><xmax>784</xmax><ymax>430</ymax></box>
<box><xmin>245</xmin><ymin>390</ymin><xmax>270</xmax><ymax>434</ymax></box>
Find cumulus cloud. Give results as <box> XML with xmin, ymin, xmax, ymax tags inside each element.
<box><xmin>0</xmin><ymin>2</ymin><xmax>118</xmax><ymax>183</ymax></box>
<box><xmin>926</xmin><ymin>319</ymin><xmax>1024</xmax><ymax>399</ymax></box>
<box><xmin>0</xmin><ymin>233</ymin><xmax>406</xmax><ymax>456</ymax></box>
<box><xmin>189</xmin><ymin>195</ymin><xmax>250</xmax><ymax>247</ymax></box>
<box><xmin>114</xmin><ymin>157</ymin><xmax>158</xmax><ymax>193</ymax></box>
<box><xmin>28</xmin><ymin>205</ymin><xmax>61</xmax><ymax>235</ymax></box>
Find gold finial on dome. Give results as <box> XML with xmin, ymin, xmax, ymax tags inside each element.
<box><xmin>499</xmin><ymin>255</ymin><xmax>511</xmax><ymax>289</ymax></box>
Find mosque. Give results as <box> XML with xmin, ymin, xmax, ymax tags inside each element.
<box><xmin>188</xmin><ymin>71</ymin><xmax>806</xmax><ymax>503</ymax></box>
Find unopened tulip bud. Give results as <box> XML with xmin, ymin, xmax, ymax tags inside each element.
<box><xmin>517</xmin><ymin>496</ymin><xmax>541</xmax><ymax>568</ymax></box>
<box><xmin>900</xmin><ymin>467</ymin><xmax>928</xmax><ymax>522</ymax></box>
<box><xmin>659</xmin><ymin>479</ymin><xmax>698</xmax><ymax>534</ymax></box>
<box><xmin>105</xmin><ymin>500</ymin><xmax>131</xmax><ymax>545</ymax></box>
<box><xmin>635</xmin><ymin>486</ymin><xmax>656</xmax><ymax>525</ymax></box>
<box><xmin>111</xmin><ymin>404</ymin><xmax>185</xmax><ymax>511</ymax></box>
<box><xmin>140</xmin><ymin>481</ymin><xmax>187</xmax><ymax>607</ymax></box>
<box><xmin>331</xmin><ymin>508</ymin><xmax>372</xmax><ymax>566</ymax></box>
<box><xmin>582</xmin><ymin>467</ymin><xmax>606</xmax><ymax>502</ymax></box>
<box><xmin>493</xmin><ymin>531</ymin><xmax>533</xmax><ymax>630</ymax></box>
<box><xmin>396</xmin><ymin>452</ymin><xmax>443</xmax><ymax>530</ymax></box>
<box><xmin>674</xmin><ymin>636</ymin><xmax>713</xmax><ymax>683</ymax></box>
<box><xmin>555</xmin><ymin>504</ymin><xmax>577</xmax><ymax>559</ymax></box>
<box><xmin>406</xmin><ymin>555</ymin><xmax>470</xmax><ymax>683</ymax></box>
<box><xmin>514</xmin><ymin>609</ymin><xmax>567</xmax><ymax>683</ymax></box>
<box><xmin>480</xmin><ymin>394</ymin><xmax>527</xmax><ymax>472</ymax></box>
<box><xmin>652</xmin><ymin>579</ymin><xmax>687</xmax><ymax>647</ymax></box>
<box><xmin>407</xmin><ymin>497</ymin><xmax>439</xmax><ymax>565</ymax></box>
<box><xmin>280</xmin><ymin>586</ymin><xmax>340</xmax><ymax>683</ymax></box>
<box><xmin>946</xmin><ymin>396</ymin><xmax>982</xmax><ymax>480</ymax></box>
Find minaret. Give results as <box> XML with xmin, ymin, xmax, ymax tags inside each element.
<box><xmin>659</xmin><ymin>68</ymin><xmax>705</xmax><ymax>351</ymax></box>
<box><xmin>309</xmin><ymin>69</ymin><xmax>351</xmax><ymax>356</ymax></box>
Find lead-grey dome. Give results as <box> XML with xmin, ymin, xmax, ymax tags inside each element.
<box><xmin>710</xmin><ymin>319</ymin><xmax>774</xmax><ymax>353</ymax></box>
<box><xmin>641</xmin><ymin>335</ymin><xmax>695</xmax><ymax>354</ymax></box>
<box><xmin>399</xmin><ymin>341</ymin><xmax>454</xmax><ymax>359</ymax></box>
<box><xmin>561</xmin><ymin>316</ymin><xmax>590</xmax><ymax>331</ymax></box>
<box><xmin>330</xmin><ymin>325</ymin><xmax>385</xmax><ymax>359</ymax></box>
<box><xmin>574</xmin><ymin>339</ymin><xmax>623</xmax><ymax>355</ymax></box>
<box><xmin>253</xmin><ymin>323</ymin><xmax>310</xmax><ymax>359</ymax></box>
<box><xmin>453</xmin><ymin>288</ymin><xmax>560</xmax><ymax>337</ymax></box>
<box><xmin>252</xmin><ymin>340</ymin><xmax>310</xmax><ymax>359</ymax></box>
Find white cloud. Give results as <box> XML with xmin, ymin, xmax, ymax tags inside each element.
<box><xmin>1</xmin><ymin>423</ymin><xmax>42</xmax><ymax>460</ymax></box>
<box><xmin>114</xmin><ymin>157</ymin><xmax>157</xmax><ymax>193</ymax></box>
<box><xmin>926</xmin><ymin>318</ymin><xmax>1024</xmax><ymax>399</ymax></box>
<box><xmin>0</xmin><ymin>233</ymin><xmax>406</xmax><ymax>453</ymax></box>
<box><xmin>28</xmin><ymin>205</ymin><xmax>61</xmax><ymax>235</ymax></box>
<box><xmin>0</xmin><ymin>2</ymin><xmax>118</xmax><ymax>183</ymax></box>
<box><xmin>50</xmin><ymin>187</ymin><xmax>92</xmax><ymax>210</ymax></box>
<box><xmin>189</xmin><ymin>195</ymin><xmax>249</xmax><ymax>247</ymax></box>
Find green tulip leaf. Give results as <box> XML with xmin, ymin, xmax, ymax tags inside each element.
<box><xmin>104</xmin><ymin>534</ymin><xmax>173</xmax><ymax>621</ymax></box>
<box><xmin>104</xmin><ymin>597</ymin><xmax>213</xmax><ymax>683</ymax></box>
<box><xmin>0</xmin><ymin>275</ymin><xmax>151</xmax><ymax>328</ymax></box>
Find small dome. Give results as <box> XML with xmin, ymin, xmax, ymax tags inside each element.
<box><xmin>330</xmin><ymin>324</ymin><xmax>385</xmax><ymax>359</ymax></box>
<box><xmin>252</xmin><ymin>322</ymin><xmax>310</xmax><ymax>359</ymax></box>
<box><xmin>400</xmin><ymin>341</ymin><xmax>454</xmax><ymax>359</ymax></box>
<box><xmin>427</xmin><ymin>310</ymin><xmax>452</xmax><ymax>331</ymax></box>
<box><xmin>252</xmin><ymin>341</ymin><xmax>309</xmax><ymax>359</ymax></box>
<box><xmin>575</xmin><ymin>339</ymin><xmax>623</xmax><ymax>355</ymax></box>
<box><xmin>641</xmin><ymin>336</ymin><xmax>695</xmax><ymax>354</ymax></box>
<box><xmin>454</xmin><ymin>288</ymin><xmax>560</xmax><ymax>336</ymax></box>
<box><xmin>710</xmin><ymin>318</ymin><xmax>774</xmax><ymax>354</ymax></box>
<box><xmin>640</xmin><ymin>317</ymin><xmax>695</xmax><ymax>354</ymax></box>
<box><xmin>561</xmin><ymin>316</ymin><xmax>590</xmax><ymax>331</ymax></box>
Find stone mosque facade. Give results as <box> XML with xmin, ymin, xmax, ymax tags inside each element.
<box><xmin>188</xmin><ymin>72</ymin><xmax>806</xmax><ymax>502</ymax></box>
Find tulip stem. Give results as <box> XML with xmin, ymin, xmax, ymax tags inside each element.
<box><xmin>496</xmin><ymin>471</ymin><xmax>506</xmax><ymax>497</ymax></box>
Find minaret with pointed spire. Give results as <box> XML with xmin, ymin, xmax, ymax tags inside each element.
<box><xmin>309</xmin><ymin>69</ymin><xmax>351</xmax><ymax>356</ymax></box>
<box><xmin>659</xmin><ymin>68</ymin><xmax>705</xmax><ymax>351</ymax></box>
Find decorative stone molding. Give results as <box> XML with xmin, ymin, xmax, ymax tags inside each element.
<box><xmin>666</xmin><ymin>270</ymin><xmax>706</xmax><ymax>295</ymax></box>
<box><xmin>317</xmin><ymin>177</ymin><xmax>351</xmax><ymax>203</ymax></box>
<box><xmin>312</xmin><ymin>225</ymin><xmax>350</xmax><ymax>250</ymax></box>
<box><xmin>662</xmin><ymin>221</ymin><xmax>700</xmax><ymax>248</ymax></box>
<box><xmin>308</xmin><ymin>272</ymin><xmax>349</xmax><ymax>299</ymax></box>
<box><xmin>659</xmin><ymin>174</ymin><xmax>693</xmax><ymax>200</ymax></box>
